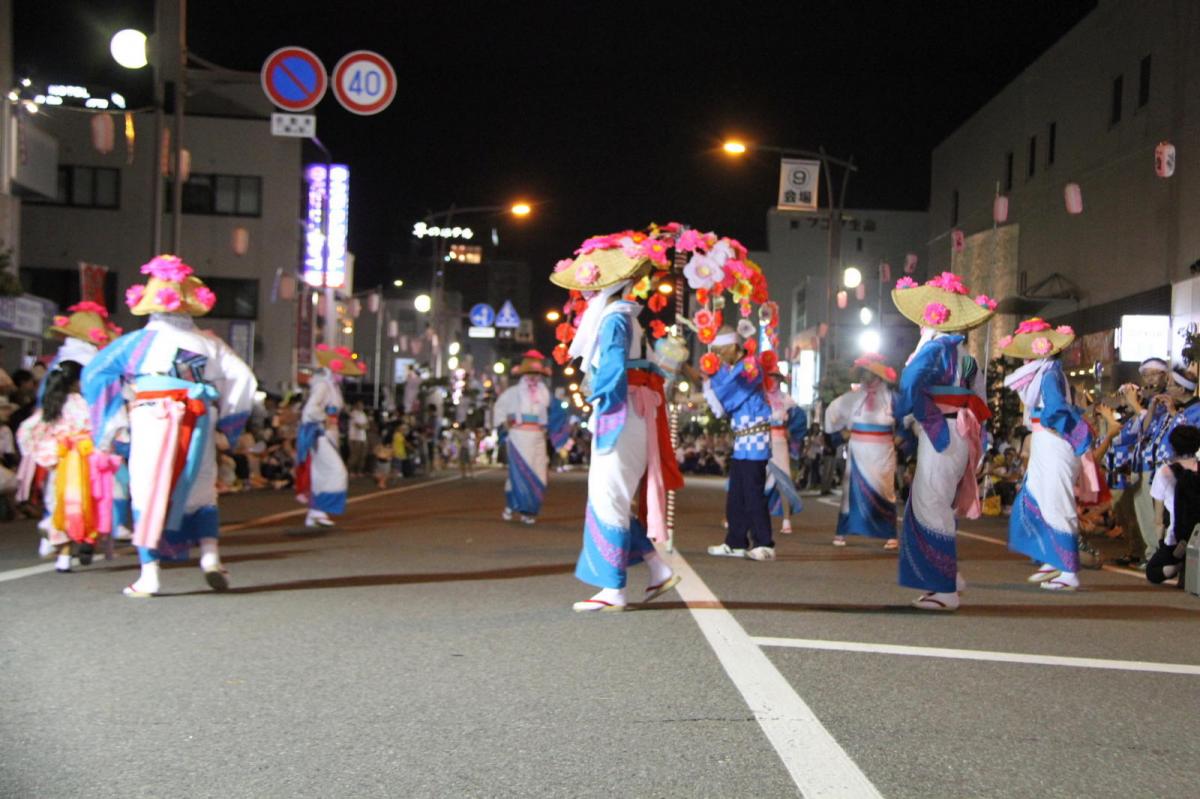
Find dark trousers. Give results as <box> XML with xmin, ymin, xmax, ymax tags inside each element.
<box><xmin>725</xmin><ymin>458</ymin><xmax>774</xmax><ymax>550</ymax></box>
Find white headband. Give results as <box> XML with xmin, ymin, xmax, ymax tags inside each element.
<box><xmin>1172</xmin><ymin>370</ymin><xmax>1197</xmax><ymax>390</ymax></box>
<box><xmin>711</xmin><ymin>332</ymin><xmax>739</xmax><ymax>347</ymax></box>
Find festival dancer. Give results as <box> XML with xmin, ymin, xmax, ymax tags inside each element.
<box><xmin>692</xmin><ymin>325</ymin><xmax>776</xmax><ymax>561</ymax></box>
<box><xmin>551</xmin><ymin>233</ymin><xmax>684</xmax><ymax>611</ymax></box>
<box><xmin>824</xmin><ymin>353</ymin><xmax>900</xmax><ymax>550</ymax></box>
<box><xmin>295</xmin><ymin>345</ymin><xmax>363</xmax><ymax>528</ymax></box>
<box><xmin>1000</xmin><ymin>319</ymin><xmax>1094</xmax><ymax>591</ymax></box>
<box><xmin>765</xmin><ymin>371</ymin><xmax>807</xmax><ymax>535</ymax></box>
<box><xmin>494</xmin><ymin>350</ymin><xmax>553</xmax><ymax>525</ymax></box>
<box><xmin>891</xmin><ymin>273</ymin><xmax>995</xmax><ymax>611</ymax></box>
<box><xmin>17</xmin><ymin>361</ymin><xmax>98</xmax><ymax>573</ymax></box>
<box><xmin>82</xmin><ymin>255</ymin><xmax>256</xmax><ymax>597</ymax></box>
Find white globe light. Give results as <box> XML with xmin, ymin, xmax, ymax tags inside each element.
<box><xmin>493</xmin><ymin>362</ymin><xmax>506</xmax><ymax>374</ymax></box>
<box><xmin>858</xmin><ymin>329</ymin><xmax>881</xmax><ymax>353</ymax></box>
<box><xmin>448</xmin><ymin>341</ymin><xmax>461</xmax><ymax>356</ymax></box>
<box><xmin>110</xmin><ymin>29</ymin><xmax>148</xmax><ymax>69</ymax></box>
<box><xmin>447</xmin><ymin>356</ymin><xmax>459</xmax><ymax>370</ymax></box>
<box><xmin>843</xmin><ymin>267</ymin><xmax>863</xmax><ymax>289</ymax></box>
<box><xmin>414</xmin><ymin>294</ymin><xmax>432</xmax><ymax>313</ymax></box>
<box><xmin>859</xmin><ymin>307</ymin><xmax>874</xmax><ymax>325</ymax></box>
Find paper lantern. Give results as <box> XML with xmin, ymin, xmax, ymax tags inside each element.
<box><xmin>904</xmin><ymin>253</ymin><xmax>918</xmax><ymax>274</ymax></box>
<box><xmin>277</xmin><ymin>273</ymin><xmax>296</xmax><ymax>301</ymax></box>
<box><xmin>177</xmin><ymin>149</ymin><xmax>191</xmax><ymax>183</ymax></box>
<box><xmin>855</xmin><ymin>284</ymin><xmax>866</xmax><ymax>301</ymax></box>
<box><xmin>879</xmin><ymin>262</ymin><xmax>891</xmax><ymax>282</ymax></box>
<box><xmin>90</xmin><ymin>113</ymin><xmax>115</xmax><ymax>155</ymax></box>
<box><xmin>993</xmin><ymin>194</ymin><xmax>1009</xmax><ymax>224</ymax></box>
<box><xmin>388</xmin><ymin>320</ymin><xmax>399</xmax><ymax>339</ymax></box>
<box><xmin>951</xmin><ymin>229</ymin><xmax>965</xmax><ymax>252</ymax></box>
<box><xmin>1155</xmin><ymin>141</ymin><xmax>1176</xmax><ymax>178</ymax></box>
<box><xmin>367</xmin><ymin>292</ymin><xmax>381</xmax><ymax>313</ymax></box>
<box><xmin>348</xmin><ymin>298</ymin><xmax>361</xmax><ymax>318</ymax></box>
<box><xmin>160</xmin><ymin>129</ymin><xmax>170</xmax><ymax>176</ymax></box>
<box><xmin>231</xmin><ymin>227</ymin><xmax>249</xmax><ymax>256</ymax></box>
<box><xmin>1064</xmin><ymin>183</ymin><xmax>1083</xmax><ymax>214</ymax></box>
<box><xmin>836</xmin><ymin>290</ymin><xmax>848</xmax><ymax>309</ymax></box>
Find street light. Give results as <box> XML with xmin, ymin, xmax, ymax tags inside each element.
<box><xmin>414</xmin><ymin>294</ymin><xmax>432</xmax><ymax>313</ymax></box>
<box><xmin>843</xmin><ymin>267</ymin><xmax>863</xmax><ymax>289</ymax></box>
<box><xmin>511</xmin><ymin>202</ymin><xmax>532</xmax><ymax>217</ymax></box>
<box><xmin>859</xmin><ymin>307</ymin><xmax>873</xmax><ymax>325</ymax></box>
<box><xmin>858</xmin><ymin>329</ymin><xmax>881</xmax><ymax>353</ymax></box>
<box><xmin>448</xmin><ymin>341</ymin><xmax>461</xmax><ymax>356</ymax></box>
<box><xmin>110</xmin><ymin>29</ymin><xmax>148</xmax><ymax>69</ymax></box>
<box><xmin>493</xmin><ymin>362</ymin><xmax>506</xmax><ymax>375</ymax></box>
<box><xmin>392</xmin><ymin>279</ymin><xmax>404</xmax><ymax>287</ymax></box>
<box><xmin>722</xmin><ymin>139</ymin><xmax>748</xmax><ymax>155</ymax></box>
<box><xmin>545</xmin><ymin>310</ymin><xmax>561</xmax><ymax>322</ymax></box>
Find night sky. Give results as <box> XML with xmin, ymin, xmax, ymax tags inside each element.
<box><xmin>15</xmin><ymin>0</ymin><xmax>1096</xmax><ymax>315</ymax></box>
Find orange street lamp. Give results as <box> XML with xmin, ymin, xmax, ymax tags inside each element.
<box><xmin>511</xmin><ymin>202</ymin><xmax>532</xmax><ymax>217</ymax></box>
<box><xmin>545</xmin><ymin>310</ymin><xmax>561</xmax><ymax>322</ymax></box>
<box><xmin>722</xmin><ymin>139</ymin><xmax>748</xmax><ymax>156</ymax></box>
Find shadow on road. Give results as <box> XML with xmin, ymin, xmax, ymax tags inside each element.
<box><xmin>638</xmin><ymin>599</ymin><xmax>1200</xmax><ymax>620</ymax></box>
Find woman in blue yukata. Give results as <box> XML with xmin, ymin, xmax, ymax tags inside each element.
<box><xmin>1000</xmin><ymin>319</ymin><xmax>1094</xmax><ymax>591</ymax></box>
<box><xmin>296</xmin><ymin>345</ymin><xmax>364</xmax><ymax>528</ymax></box>
<box><xmin>82</xmin><ymin>256</ymin><xmax>256</xmax><ymax>597</ymax></box>
<box><xmin>550</xmin><ymin>236</ymin><xmax>684</xmax><ymax>612</ymax></box>
<box><xmin>891</xmin><ymin>273</ymin><xmax>996</xmax><ymax>611</ymax></box>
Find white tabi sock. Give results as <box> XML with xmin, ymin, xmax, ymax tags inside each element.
<box><xmin>131</xmin><ymin>561</ymin><xmax>161</xmax><ymax>593</ymax></box>
<box><xmin>198</xmin><ymin>538</ymin><xmax>221</xmax><ymax>571</ymax></box>
<box><xmin>55</xmin><ymin>554</ymin><xmax>71</xmax><ymax>571</ymax></box>
<box><xmin>591</xmin><ymin>587</ymin><xmax>627</xmax><ymax>606</ymax></box>
<box><xmin>643</xmin><ymin>551</ymin><xmax>673</xmax><ymax>586</ymax></box>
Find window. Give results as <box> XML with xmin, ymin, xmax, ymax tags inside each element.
<box><xmin>1110</xmin><ymin>74</ymin><xmax>1123</xmax><ymax>126</ymax></box>
<box><xmin>25</xmin><ymin>165</ymin><xmax>120</xmax><ymax>209</ymax></box>
<box><xmin>1138</xmin><ymin>54</ymin><xmax>1151</xmax><ymax>107</ymax></box>
<box><xmin>951</xmin><ymin>189</ymin><xmax>959</xmax><ymax>226</ymax></box>
<box><xmin>168</xmin><ymin>173</ymin><xmax>262</xmax><ymax>217</ymax></box>
<box><xmin>20</xmin><ymin>266</ymin><xmax>118</xmax><ymax>310</ymax></box>
<box><xmin>1047</xmin><ymin>122</ymin><xmax>1056</xmax><ymax>166</ymax></box>
<box><xmin>199</xmin><ymin>277</ymin><xmax>258</xmax><ymax>319</ymax></box>
<box><xmin>1027</xmin><ymin>135</ymin><xmax>1037</xmax><ymax>178</ymax></box>
<box><xmin>1004</xmin><ymin>151</ymin><xmax>1014</xmax><ymax>191</ymax></box>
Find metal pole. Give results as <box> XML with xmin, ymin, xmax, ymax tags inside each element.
<box><xmin>150</xmin><ymin>0</ymin><xmax>165</xmax><ymax>256</ymax></box>
<box><xmin>373</xmin><ymin>285</ymin><xmax>383</xmax><ymax>409</ymax></box>
<box><xmin>819</xmin><ymin>149</ymin><xmax>836</xmax><ymax>373</ymax></box>
<box><xmin>169</xmin><ymin>0</ymin><xmax>187</xmax><ymax>253</ymax></box>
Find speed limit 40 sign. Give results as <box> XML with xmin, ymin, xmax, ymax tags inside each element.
<box><xmin>331</xmin><ymin>50</ymin><xmax>397</xmax><ymax>116</ymax></box>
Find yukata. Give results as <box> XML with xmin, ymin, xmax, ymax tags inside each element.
<box><xmin>494</xmin><ymin>377</ymin><xmax>551</xmax><ymax>517</ymax></box>
<box><xmin>575</xmin><ymin>301</ymin><xmax>683</xmax><ymax>589</ymax></box>
<box><xmin>704</xmin><ymin>361</ymin><xmax>774</xmax><ymax>551</ymax></box>
<box><xmin>17</xmin><ymin>394</ymin><xmax>97</xmax><ymax>549</ymax></box>
<box><xmin>1005</xmin><ymin>359</ymin><xmax>1094</xmax><ymax>573</ymax></box>
<box><xmin>766</xmin><ymin>390</ymin><xmax>807</xmax><ymax>519</ymax></box>
<box><xmin>82</xmin><ymin>315</ymin><xmax>256</xmax><ymax>562</ymax></box>
<box><xmin>296</xmin><ymin>370</ymin><xmax>348</xmax><ymax>516</ymax></box>
<box><xmin>1111</xmin><ymin>396</ymin><xmax>1187</xmax><ymax>559</ymax></box>
<box><xmin>824</xmin><ymin>383</ymin><xmax>898</xmax><ymax>540</ymax></box>
<box><xmin>895</xmin><ymin>334</ymin><xmax>989</xmax><ymax>593</ymax></box>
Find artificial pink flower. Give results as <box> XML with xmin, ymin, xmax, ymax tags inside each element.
<box><xmin>922</xmin><ymin>302</ymin><xmax>951</xmax><ymax>326</ymax></box>
<box><xmin>316</xmin><ymin>343</ymin><xmax>330</xmax><ymax>352</ymax></box>
<box><xmin>554</xmin><ymin>258</ymin><xmax>574</xmax><ymax>273</ymax></box>
<box><xmin>192</xmin><ymin>286</ymin><xmax>217</xmax><ymax>310</ymax></box>
<box><xmin>926</xmin><ymin>271</ymin><xmax>968</xmax><ymax>295</ymax></box>
<box><xmin>329</xmin><ymin>358</ymin><xmax>345</xmax><ymax>371</ymax></box>
<box><xmin>638</xmin><ymin>238</ymin><xmax>671</xmax><ymax>267</ymax></box>
<box><xmin>335</xmin><ymin>346</ymin><xmax>353</xmax><ymax>358</ymax></box>
<box><xmin>1031</xmin><ymin>337</ymin><xmax>1054</xmax><ymax>356</ymax></box>
<box><xmin>683</xmin><ymin>253</ymin><xmax>723</xmax><ymax>290</ymax></box>
<box><xmin>576</xmin><ymin>260</ymin><xmax>601</xmax><ymax>286</ymax></box>
<box><xmin>1015</xmin><ymin>317</ymin><xmax>1051</xmax><ymax>334</ymax></box>
<box><xmin>124</xmin><ymin>284</ymin><xmax>146</xmax><ymax>309</ymax></box>
<box><xmin>140</xmin><ymin>254</ymin><xmax>194</xmax><ymax>282</ymax></box>
<box><xmin>895</xmin><ymin>276</ymin><xmax>918</xmax><ymax>289</ymax></box>
<box><xmin>87</xmin><ymin>327</ymin><xmax>108</xmax><ymax>344</ymax></box>
<box><xmin>53</xmin><ymin>315</ymin><xmax>70</xmax><ymax>328</ymax></box>
<box><xmin>68</xmin><ymin>301</ymin><xmax>108</xmax><ymax>317</ymax></box>
<box><xmin>998</xmin><ymin>335</ymin><xmax>1014</xmax><ymax>348</ymax></box>
<box><xmin>693</xmin><ymin>308</ymin><xmax>715</xmax><ymax>329</ymax></box>
<box><xmin>975</xmin><ymin>294</ymin><xmax>998</xmax><ymax>311</ymax></box>
<box><xmin>1055</xmin><ymin>325</ymin><xmax>1074</xmax><ymax>335</ymax></box>
<box><xmin>700</xmin><ymin>352</ymin><xmax>721</xmax><ymax>376</ymax></box>
<box><xmin>676</xmin><ymin>229</ymin><xmax>706</xmax><ymax>253</ymax></box>
<box><xmin>739</xmin><ymin>301</ymin><xmax>752</xmax><ymax>318</ymax></box>
<box><xmin>156</xmin><ymin>287</ymin><xmax>181</xmax><ymax>312</ymax></box>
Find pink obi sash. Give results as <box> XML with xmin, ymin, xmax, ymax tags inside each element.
<box><xmin>628</xmin><ymin>369</ymin><xmax>684</xmax><ymax>544</ymax></box>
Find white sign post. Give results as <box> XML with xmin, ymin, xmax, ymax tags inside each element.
<box><xmin>777</xmin><ymin>158</ymin><xmax>821</xmax><ymax>211</ymax></box>
<box><xmin>271</xmin><ymin>113</ymin><xmax>316</xmax><ymax>137</ymax></box>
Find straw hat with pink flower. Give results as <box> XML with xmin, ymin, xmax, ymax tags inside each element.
<box><xmin>47</xmin><ymin>300</ymin><xmax>120</xmax><ymax>347</ymax></box>
<box><xmin>512</xmin><ymin>349</ymin><xmax>552</xmax><ymax>376</ymax></box>
<box><xmin>998</xmin><ymin>318</ymin><xmax>1075</xmax><ymax>360</ymax></box>
<box><xmin>315</xmin><ymin>343</ymin><xmax>366</xmax><ymax>377</ymax></box>
<box><xmin>891</xmin><ymin>271</ymin><xmax>996</xmax><ymax>333</ymax></box>
<box><xmin>125</xmin><ymin>254</ymin><xmax>218</xmax><ymax>317</ymax></box>
<box><xmin>852</xmin><ymin>352</ymin><xmax>898</xmax><ymax>383</ymax></box>
<box><xmin>549</xmin><ymin>230</ymin><xmax>660</xmax><ymax>291</ymax></box>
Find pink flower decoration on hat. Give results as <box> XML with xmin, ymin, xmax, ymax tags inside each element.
<box><xmin>998</xmin><ymin>334</ymin><xmax>1014</xmax><ymax>348</ymax></box>
<box><xmin>975</xmin><ymin>294</ymin><xmax>998</xmax><ymax>310</ymax></box>
<box><xmin>1055</xmin><ymin>325</ymin><xmax>1074</xmax><ymax>335</ymax></box>
<box><xmin>316</xmin><ymin>343</ymin><xmax>330</xmax><ymax>352</ymax></box>
<box><xmin>141</xmin><ymin>255</ymin><xmax>194</xmax><ymax>283</ymax></box>
<box><xmin>124</xmin><ymin>284</ymin><xmax>146</xmax><ymax>309</ymax></box>
<box><xmin>87</xmin><ymin>327</ymin><xmax>108</xmax><ymax>344</ymax></box>
<box><xmin>156</xmin><ymin>287</ymin><xmax>182</xmax><ymax>312</ymax></box>
<box><xmin>895</xmin><ymin>276</ymin><xmax>918</xmax><ymax>289</ymax></box>
<box><xmin>1015</xmin><ymin>317</ymin><xmax>1051</xmax><ymax>334</ymax></box>
<box><xmin>53</xmin><ymin>315</ymin><xmax>70</xmax><ymax>328</ymax></box>
<box><xmin>68</xmin><ymin>301</ymin><xmax>108</xmax><ymax>317</ymax></box>
<box><xmin>683</xmin><ymin>253</ymin><xmax>723</xmax><ymax>290</ymax></box>
<box><xmin>329</xmin><ymin>358</ymin><xmax>345</xmax><ymax>371</ymax></box>
<box><xmin>676</xmin><ymin>229</ymin><xmax>706</xmax><ymax>253</ymax></box>
<box><xmin>1031</xmin><ymin>337</ymin><xmax>1053</xmax><ymax>356</ymax></box>
<box><xmin>335</xmin><ymin>346</ymin><xmax>353</xmax><ymax>358</ymax></box>
<box><xmin>926</xmin><ymin>271</ymin><xmax>968</xmax><ymax>294</ymax></box>
<box><xmin>553</xmin><ymin>258</ymin><xmax>573</xmax><ymax>273</ymax></box>
<box><xmin>192</xmin><ymin>285</ymin><xmax>216</xmax><ymax>310</ymax></box>
<box><xmin>693</xmin><ymin>308</ymin><xmax>715</xmax><ymax>329</ymax></box>
<box><xmin>923</xmin><ymin>302</ymin><xmax>950</xmax><ymax>326</ymax></box>
<box><xmin>576</xmin><ymin>260</ymin><xmax>601</xmax><ymax>286</ymax></box>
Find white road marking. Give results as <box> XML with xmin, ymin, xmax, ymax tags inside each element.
<box><xmin>665</xmin><ymin>549</ymin><xmax>883</xmax><ymax>798</ymax></box>
<box><xmin>956</xmin><ymin>529</ymin><xmax>1147</xmax><ymax>580</ymax></box>
<box><xmin>0</xmin><ymin>476</ymin><xmax>462</xmax><ymax>583</ymax></box>
<box><xmin>816</xmin><ymin>497</ymin><xmax>841</xmax><ymax>508</ymax></box>
<box><xmin>753</xmin><ymin>636</ymin><xmax>1200</xmax><ymax>676</ymax></box>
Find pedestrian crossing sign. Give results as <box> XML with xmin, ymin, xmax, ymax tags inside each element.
<box><xmin>495</xmin><ymin>300</ymin><xmax>521</xmax><ymax>329</ymax></box>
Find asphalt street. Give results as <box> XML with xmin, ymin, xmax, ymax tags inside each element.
<box><xmin>2</xmin><ymin>469</ymin><xmax>1198</xmax><ymax>798</ymax></box>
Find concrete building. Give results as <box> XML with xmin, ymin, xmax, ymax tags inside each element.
<box><xmin>929</xmin><ymin>0</ymin><xmax>1200</xmax><ymax>384</ymax></box>
<box><xmin>750</xmin><ymin>207</ymin><xmax>928</xmax><ymax>404</ymax></box>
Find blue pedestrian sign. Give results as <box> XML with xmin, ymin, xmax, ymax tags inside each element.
<box><xmin>495</xmin><ymin>300</ymin><xmax>521</xmax><ymax>329</ymax></box>
<box><xmin>261</xmin><ymin>47</ymin><xmax>328</xmax><ymax>112</ymax></box>
<box><xmin>469</xmin><ymin>303</ymin><xmax>496</xmax><ymax>327</ymax></box>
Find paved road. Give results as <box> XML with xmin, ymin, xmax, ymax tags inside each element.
<box><xmin>2</xmin><ymin>469</ymin><xmax>1198</xmax><ymax>798</ymax></box>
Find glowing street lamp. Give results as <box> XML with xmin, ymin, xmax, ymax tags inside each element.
<box><xmin>545</xmin><ymin>310</ymin><xmax>561</xmax><ymax>322</ymax></box>
<box><xmin>414</xmin><ymin>294</ymin><xmax>432</xmax><ymax>313</ymax></box>
<box><xmin>110</xmin><ymin>29</ymin><xmax>148</xmax><ymax>69</ymax></box>
<box><xmin>858</xmin><ymin>329</ymin><xmax>881</xmax><ymax>353</ymax></box>
<box><xmin>392</xmin><ymin>279</ymin><xmax>404</xmax><ymax>287</ymax></box>
<box><xmin>448</xmin><ymin>341</ymin><xmax>461</xmax><ymax>356</ymax></box>
<box><xmin>859</xmin><ymin>307</ymin><xmax>873</xmax><ymax>325</ymax></box>
<box><xmin>843</xmin><ymin>266</ymin><xmax>863</xmax><ymax>289</ymax></box>
<box><xmin>511</xmin><ymin>202</ymin><xmax>532</xmax><ymax>217</ymax></box>
<box><xmin>722</xmin><ymin>139</ymin><xmax>748</xmax><ymax>156</ymax></box>
<box><xmin>493</xmin><ymin>362</ymin><xmax>506</xmax><ymax>375</ymax></box>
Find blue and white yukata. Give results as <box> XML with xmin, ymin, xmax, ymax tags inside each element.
<box><xmin>296</xmin><ymin>370</ymin><xmax>348</xmax><ymax>518</ymax></box>
<box><xmin>766</xmin><ymin>391</ymin><xmax>806</xmax><ymax>521</ymax></box>
<box><xmin>895</xmin><ymin>333</ymin><xmax>988</xmax><ymax>594</ymax></box>
<box><xmin>824</xmin><ymin>383</ymin><xmax>898</xmax><ymax>540</ymax></box>
<box><xmin>704</xmin><ymin>361</ymin><xmax>774</xmax><ymax>551</ymax></box>
<box><xmin>82</xmin><ymin>314</ymin><xmax>256</xmax><ymax>565</ymax></box>
<box><xmin>494</xmin><ymin>377</ymin><xmax>551</xmax><ymax>519</ymax></box>
<box><xmin>1005</xmin><ymin>359</ymin><xmax>1093</xmax><ymax>573</ymax></box>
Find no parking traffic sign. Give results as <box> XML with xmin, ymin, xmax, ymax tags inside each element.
<box><xmin>332</xmin><ymin>50</ymin><xmax>397</xmax><ymax>116</ymax></box>
<box><xmin>260</xmin><ymin>46</ymin><xmax>327</xmax><ymax>112</ymax></box>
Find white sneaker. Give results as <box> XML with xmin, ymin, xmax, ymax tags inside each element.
<box><xmin>707</xmin><ymin>543</ymin><xmax>747</xmax><ymax>558</ymax></box>
<box><xmin>502</xmin><ymin>507</ymin><xmax>514</xmax><ymax>521</ymax></box>
<box><xmin>746</xmin><ymin>546</ymin><xmax>776</xmax><ymax>561</ymax></box>
<box><xmin>832</xmin><ymin>535</ymin><xmax>847</xmax><ymax>547</ymax></box>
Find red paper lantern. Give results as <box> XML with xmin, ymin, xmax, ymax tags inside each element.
<box><xmin>231</xmin><ymin>227</ymin><xmax>249</xmax><ymax>256</ymax></box>
<box><xmin>90</xmin><ymin>113</ymin><xmax>115</xmax><ymax>155</ymax></box>
<box><xmin>367</xmin><ymin>292</ymin><xmax>381</xmax><ymax>313</ymax></box>
<box><xmin>1064</xmin><ymin>183</ymin><xmax>1083</xmax><ymax>214</ymax></box>
<box><xmin>952</xmin><ymin>229</ymin><xmax>965</xmax><ymax>252</ymax></box>
<box><xmin>177</xmin><ymin>149</ymin><xmax>191</xmax><ymax>183</ymax></box>
<box><xmin>836</xmin><ymin>290</ymin><xmax>848</xmax><ymax>309</ymax></box>
<box><xmin>879</xmin><ymin>262</ymin><xmax>891</xmax><ymax>282</ymax></box>
<box><xmin>904</xmin><ymin>253</ymin><xmax>918</xmax><ymax>274</ymax></box>
<box><xmin>277</xmin><ymin>273</ymin><xmax>296</xmax><ymax>301</ymax></box>
<box><xmin>993</xmin><ymin>195</ymin><xmax>1009</xmax><ymax>224</ymax></box>
<box><xmin>855</xmin><ymin>284</ymin><xmax>866</xmax><ymax>301</ymax></box>
<box><xmin>1155</xmin><ymin>141</ymin><xmax>1176</xmax><ymax>178</ymax></box>
<box><xmin>388</xmin><ymin>320</ymin><xmax>399</xmax><ymax>339</ymax></box>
